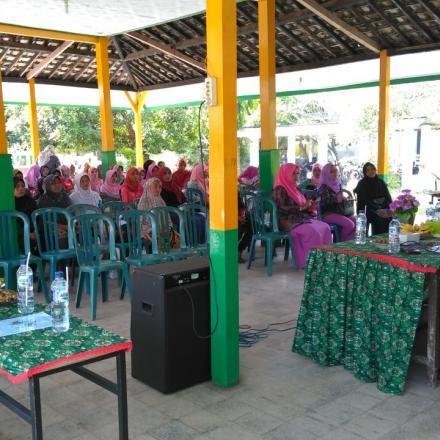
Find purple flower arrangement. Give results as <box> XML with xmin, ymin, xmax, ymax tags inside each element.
<box><xmin>389</xmin><ymin>189</ymin><xmax>419</xmax><ymax>215</ymax></box>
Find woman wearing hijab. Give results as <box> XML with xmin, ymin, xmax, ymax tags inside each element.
<box><xmin>60</xmin><ymin>165</ymin><xmax>74</xmax><ymax>194</ymax></box>
<box><xmin>143</xmin><ymin>159</ymin><xmax>155</xmax><ymax>179</ymax></box>
<box><xmin>70</xmin><ymin>173</ymin><xmax>101</xmax><ymax>207</ymax></box>
<box><xmin>318</xmin><ymin>163</ymin><xmax>356</xmax><ymax>242</ymax></box>
<box><xmin>138</xmin><ymin>177</ymin><xmax>171</xmax><ymax>240</ymax></box>
<box><xmin>300</xmin><ymin>163</ymin><xmax>322</xmax><ymax>191</ymax></box>
<box><xmin>89</xmin><ymin>167</ymin><xmax>103</xmax><ymax>193</ymax></box>
<box><xmin>14</xmin><ymin>177</ymin><xmax>38</xmax><ymax>251</ymax></box>
<box><xmin>238</xmin><ymin>166</ymin><xmax>259</xmax><ymax>188</ymax></box>
<box><xmin>158</xmin><ymin>166</ymin><xmax>185</xmax><ymax>207</ymax></box>
<box><xmin>273</xmin><ymin>163</ymin><xmax>332</xmax><ymax>269</ymax></box>
<box><xmin>116</xmin><ymin>165</ymin><xmax>125</xmax><ymax>185</ymax></box>
<box><xmin>172</xmin><ymin>159</ymin><xmax>191</xmax><ymax>190</ymax></box>
<box><xmin>36</xmin><ymin>165</ymin><xmax>50</xmax><ymax>197</ymax></box>
<box><xmin>25</xmin><ymin>164</ymin><xmax>40</xmax><ymax>191</ymax></box>
<box><xmin>37</xmin><ymin>174</ymin><xmax>71</xmax><ymax>209</ymax></box>
<box><xmin>121</xmin><ymin>167</ymin><xmax>143</xmax><ymax>204</ymax></box>
<box><xmin>146</xmin><ymin>163</ymin><xmax>159</xmax><ymax>180</ymax></box>
<box><xmin>354</xmin><ymin>162</ymin><xmax>392</xmax><ymax>234</ymax></box>
<box><xmin>188</xmin><ymin>163</ymin><xmax>209</xmax><ymax>203</ymax></box>
<box><xmin>100</xmin><ymin>169</ymin><xmax>121</xmax><ymax>202</ymax></box>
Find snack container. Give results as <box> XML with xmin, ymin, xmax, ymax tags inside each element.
<box><xmin>399</xmin><ymin>232</ymin><xmax>420</xmax><ymax>242</ymax></box>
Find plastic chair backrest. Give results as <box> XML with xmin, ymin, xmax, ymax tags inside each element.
<box><xmin>150</xmin><ymin>206</ymin><xmax>187</xmax><ymax>252</ymax></box>
<box><xmin>248</xmin><ymin>196</ymin><xmax>279</xmax><ymax>236</ymax></box>
<box><xmin>32</xmin><ymin>208</ymin><xmax>74</xmax><ymax>254</ymax></box>
<box><xmin>71</xmin><ymin>214</ymin><xmax>116</xmax><ymax>266</ymax></box>
<box><xmin>102</xmin><ymin>201</ymin><xmax>133</xmax><ymax>222</ymax></box>
<box><xmin>179</xmin><ymin>203</ymin><xmax>208</xmax><ymax>247</ymax></box>
<box><xmin>118</xmin><ymin>210</ymin><xmax>158</xmax><ymax>258</ymax></box>
<box><xmin>67</xmin><ymin>204</ymin><xmax>101</xmax><ymax>216</ymax></box>
<box><xmin>183</xmin><ymin>188</ymin><xmax>205</xmax><ymax>206</ymax></box>
<box><xmin>0</xmin><ymin>211</ymin><xmax>30</xmax><ymax>258</ymax></box>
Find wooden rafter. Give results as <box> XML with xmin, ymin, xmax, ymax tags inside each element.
<box><xmin>295</xmin><ymin>0</ymin><xmax>381</xmax><ymax>53</ymax></box>
<box><xmin>111</xmin><ymin>36</ymin><xmax>138</xmax><ymax>90</ymax></box>
<box><xmin>26</xmin><ymin>40</ymin><xmax>73</xmax><ymax>80</ymax></box>
<box><xmin>126</xmin><ymin>31</ymin><xmax>206</xmax><ymax>72</ymax></box>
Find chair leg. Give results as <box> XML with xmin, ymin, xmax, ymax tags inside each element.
<box><xmin>247</xmin><ymin>237</ymin><xmax>256</xmax><ymax>270</ymax></box>
<box><xmin>4</xmin><ymin>264</ymin><xmax>14</xmax><ymax>290</ymax></box>
<box><xmin>121</xmin><ymin>264</ymin><xmax>132</xmax><ymax>301</ymax></box>
<box><xmin>101</xmin><ymin>272</ymin><xmax>109</xmax><ymax>302</ymax></box>
<box><xmin>284</xmin><ymin>240</ymin><xmax>290</xmax><ymax>261</ymax></box>
<box><xmin>90</xmin><ymin>272</ymin><xmax>99</xmax><ymax>321</ymax></box>
<box><xmin>35</xmin><ymin>259</ymin><xmax>50</xmax><ymax>303</ymax></box>
<box><xmin>266</xmin><ymin>239</ymin><xmax>273</xmax><ymax>277</ymax></box>
<box><xmin>76</xmin><ymin>270</ymin><xmax>85</xmax><ymax>308</ymax></box>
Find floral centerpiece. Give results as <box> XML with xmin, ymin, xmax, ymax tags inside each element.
<box><xmin>389</xmin><ymin>189</ymin><xmax>419</xmax><ymax>224</ymax></box>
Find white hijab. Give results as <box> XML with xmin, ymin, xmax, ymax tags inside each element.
<box><xmin>70</xmin><ymin>172</ymin><xmax>101</xmax><ymax>207</ymax></box>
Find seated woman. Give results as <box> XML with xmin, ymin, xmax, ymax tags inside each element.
<box><xmin>238</xmin><ymin>166</ymin><xmax>259</xmax><ymax>188</ymax></box>
<box><xmin>273</xmin><ymin>163</ymin><xmax>332</xmax><ymax>269</ymax></box>
<box><xmin>25</xmin><ymin>164</ymin><xmax>40</xmax><ymax>196</ymax></box>
<box><xmin>89</xmin><ymin>167</ymin><xmax>103</xmax><ymax>193</ymax></box>
<box><xmin>172</xmin><ymin>159</ymin><xmax>191</xmax><ymax>190</ymax></box>
<box><xmin>14</xmin><ymin>177</ymin><xmax>38</xmax><ymax>251</ymax></box>
<box><xmin>100</xmin><ymin>169</ymin><xmax>121</xmax><ymax>203</ymax></box>
<box><xmin>187</xmin><ymin>163</ymin><xmax>209</xmax><ymax>204</ymax></box>
<box><xmin>146</xmin><ymin>163</ymin><xmax>159</xmax><ymax>180</ymax></box>
<box><xmin>318</xmin><ymin>163</ymin><xmax>356</xmax><ymax>242</ymax></box>
<box><xmin>354</xmin><ymin>162</ymin><xmax>392</xmax><ymax>234</ymax></box>
<box><xmin>299</xmin><ymin>163</ymin><xmax>321</xmax><ymax>193</ymax></box>
<box><xmin>121</xmin><ymin>167</ymin><xmax>143</xmax><ymax>205</ymax></box>
<box><xmin>36</xmin><ymin>165</ymin><xmax>50</xmax><ymax>198</ymax></box>
<box><xmin>158</xmin><ymin>166</ymin><xmax>185</xmax><ymax>207</ymax></box>
<box><xmin>70</xmin><ymin>173</ymin><xmax>101</xmax><ymax>207</ymax></box>
<box><xmin>60</xmin><ymin>165</ymin><xmax>74</xmax><ymax>194</ymax></box>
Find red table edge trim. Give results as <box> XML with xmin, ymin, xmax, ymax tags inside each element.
<box><xmin>0</xmin><ymin>341</ymin><xmax>132</xmax><ymax>384</ymax></box>
<box><xmin>314</xmin><ymin>246</ymin><xmax>437</xmax><ymax>273</ymax></box>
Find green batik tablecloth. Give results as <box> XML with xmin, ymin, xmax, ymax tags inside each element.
<box><xmin>293</xmin><ymin>240</ymin><xmax>440</xmax><ymax>395</ymax></box>
<box><xmin>0</xmin><ymin>304</ymin><xmax>131</xmax><ymax>383</ymax></box>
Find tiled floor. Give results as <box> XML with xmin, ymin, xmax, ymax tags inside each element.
<box><xmin>1</xmin><ymin>252</ymin><xmax>440</xmax><ymax>440</ymax></box>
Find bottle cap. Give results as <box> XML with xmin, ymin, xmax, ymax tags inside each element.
<box><xmin>54</xmin><ymin>271</ymin><xmax>64</xmax><ymax>279</ymax></box>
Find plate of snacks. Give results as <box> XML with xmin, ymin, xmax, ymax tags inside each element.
<box><xmin>371</xmin><ymin>237</ymin><xmax>388</xmax><ymax>249</ymax></box>
<box><xmin>0</xmin><ymin>289</ymin><xmax>17</xmax><ymax>306</ymax></box>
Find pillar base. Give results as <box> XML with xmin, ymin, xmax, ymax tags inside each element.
<box><xmin>0</xmin><ymin>154</ymin><xmax>15</xmax><ymax>211</ymax></box>
<box><xmin>101</xmin><ymin>151</ymin><xmax>116</xmax><ymax>176</ymax></box>
<box><xmin>209</xmin><ymin>229</ymin><xmax>239</xmax><ymax>388</ymax></box>
<box><xmin>259</xmin><ymin>149</ymin><xmax>280</xmax><ymax>193</ymax></box>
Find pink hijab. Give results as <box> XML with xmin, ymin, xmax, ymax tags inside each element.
<box><xmin>274</xmin><ymin>163</ymin><xmax>307</xmax><ymax>206</ymax></box>
<box><xmin>190</xmin><ymin>163</ymin><xmax>209</xmax><ymax>196</ymax></box>
<box><xmin>25</xmin><ymin>164</ymin><xmax>40</xmax><ymax>189</ymax></box>
<box><xmin>100</xmin><ymin>169</ymin><xmax>120</xmax><ymax>197</ymax></box>
<box><xmin>89</xmin><ymin>167</ymin><xmax>103</xmax><ymax>192</ymax></box>
<box><xmin>146</xmin><ymin>162</ymin><xmax>158</xmax><ymax>179</ymax></box>
<box><xmin>319</xmin><ymin>163</ymin><xmax>341</xmax><ymax>193</ymax></box>
<box><xmin>238</xmin><ymin>166</ymin><xmax>259</xmax><ymax>186</ymax></box>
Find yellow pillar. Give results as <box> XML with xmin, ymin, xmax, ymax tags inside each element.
<box><xmin>378</xmin><ymin>49</ymin><xmax>390</xmax><ymax>179</ymax></box>
<box><xmin>96</xmin><ymin>37</ymin><xmax>115</xmax><ymax>173</ymax></box>
<box><xmin>28</xmin><ymin>79</ymin><xmax>40</xmax><ymax>162</ymax></box>
<box><xmin>125</xmin><ymin>91</ymin><xmax>148</xmax><ymax>168</ymax></box>
<box><xmin>0</xmin><ymin>68</ymin><xmax>14</xmax><ymax>211</ymax></box>
<box><xmin>207</xmin><ymin>0</ymin><xmax>239</xmax><ymax>387</ymax></box>
<box><xmin>258</xmin><ymin>0</ymin><xmax>279</xmax><ymax>191</ymax></box>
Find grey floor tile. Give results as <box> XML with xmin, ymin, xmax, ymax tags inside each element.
<box><xmin>148</xmin><ymin>420</ymin><xmax>199</xmax><ymax>440</ymax></box>
<box><xmin>235</xmin><ymin>409</ymin><xmax>284</xmax><ymax>435</ymax></box>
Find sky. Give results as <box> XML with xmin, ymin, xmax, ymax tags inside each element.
<box><xmin>2</xmin><ymin>50</ymin><xmax>440</xmax><ymax>109</ymax></box>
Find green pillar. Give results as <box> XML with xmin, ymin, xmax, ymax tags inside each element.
<box><xmin>209</xmin><ymin>229</ymin><xmax>239</xmax><ymax>387</ymax></box>
<box><xmin>101</xmin><ymin>151</ymin><xmax>116</xmax><ymax>177</ymax></box>
<box><xmin>0</xmin><ymin>154</ymin><xmax>15</xmax><ymax>211</ymax></box>
<box><xmin>259</xmin><ymin>149</ymin><xmax>280</xmax><ymax>193</ymax></box>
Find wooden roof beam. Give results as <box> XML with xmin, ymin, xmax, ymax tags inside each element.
<box><xmin>126</xmin><ymin>31</ymin><xmax>206</xmax><ymax>72</ymax></box>
<box><xmin>111</xmin><ymin>36</ymin><xmax>139</xmax><ymax>90</ymax></box>
<box><xmin>295</xmin><ymin>0</ymin><xmax>381</xmax><ymax>53</ymax></box>
<box><xmin>26</xmin><ymin>40</ymin><xmax>73</xmax><ymax>80</ymax></box>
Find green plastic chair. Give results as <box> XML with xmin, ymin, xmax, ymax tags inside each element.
<box><xmin>183</xmin><ymin>188</ymin><xmax>206</xmax><ymax>206</ymax></box>
<box><xmin>178</xmin><ymin>203</ymin><xmax>209</xmax><ymax>256</ymax></box>
<box><xmin>118</xmin><ymin>210</ymin><xmax>174</xmax><ymax>269</ymax></box>
<box><xmin>72</xmin><ymin>214</ymin><xmax>132</xmax><ymax>321</ymax></box>
<box><xmin>247</xmin><ymin>196</ymin><xmax>296</xmax><ymax>276</ymax></box>
<box><xmin>32</xmin><ymin>207</ymin><xmax>76</xmax><ymax>288</ymax></box>
<box><xmin>0</xmin><ymin>211</ymin><xmax>49</xmax><ymax>302</ymax></box>
<box><xmin>149</xmin><ymin>206</ymin><xmax>191</xmax><ymax>260</ymax></box>
<box><xmin>67</xmin><ymin>204</ymin><xmax>101</xmax><ymax>216</ymax></box>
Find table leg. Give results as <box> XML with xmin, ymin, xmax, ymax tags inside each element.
<box><xmin>29</xmin><ymin>376</ymin><xmax>43</xmax><ymax>440</ymax></box>
<box><xmin>116</xmin><ymin>351</ymin><xmax>129</xmax><ymax>440</ymax></box>
<box><xmin>427</xmin><ymin>273</ymin><xmax>440</xmax><ymax>386</ymax></box>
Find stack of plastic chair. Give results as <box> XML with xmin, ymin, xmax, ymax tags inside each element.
<box><xmin>178</xmin><ymin>203</ymin><xmax>208</xmax><ymax>256</ymax></box>
<box><xmin>0</xmin><ymin>211</ymin><xmax>49</xmax><ymax>302</ymax></box>
<box><xmin>72</xmin><ymin>214</ymin><xmax>132</xmax><ymax>320</ymax></box>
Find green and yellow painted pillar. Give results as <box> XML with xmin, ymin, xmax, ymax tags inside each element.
<box><xmin>28</xmin><ymin>79</ymin><xmax>40</xmax><ymax>163</ymax></box>
<box><xmin>207</xmin><ymin>0</ymin><xmax>239</xmax><ymax>387</ymax></box>
<box><xmin>125</xmin><ymin>91</ymin><xmax>148</xmax><ymax>168</ymax></box>
<box><xmin>0</xmin><ymin>68</ymin><xmax>14</xmax><ymax>211</ymax></box>
<box><xmin>258</xmin><ymin>0</ymin><xmax>279</xmax><ymax>192</ymax></box>
<box><xmin>377</xmin><ymin>49</ymin><xmax>390</xmax><ymax>181</ymax></box>
<box><xmin>96</xmin><ymin>37</ymin><xmax>115</xmax><ymax>175</ymax></box>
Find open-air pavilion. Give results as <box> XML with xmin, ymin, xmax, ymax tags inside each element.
<box><xmin>1</xmin><ymin>1</ymin><xmax>440</xmax><ymax>439</ymax></box>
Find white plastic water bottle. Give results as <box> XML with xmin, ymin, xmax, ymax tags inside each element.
<box><xmin>50</xmin><ymin>271</ymin><xmax>70</xmax><ymax>333</ymax></box>
<box><xmin>388</xmin><ymin>217</ymin><xmax>401</xmax><ymax>254</ymax></box>
<box><xmin>355</xmin><ymin>209</ymin><xmax>367</xmax><ymax>245</ymax></box>
<box><xmin>17</xmin><ymin>259</ymin><xmax>34</xmax><ymax>314</ymax></box>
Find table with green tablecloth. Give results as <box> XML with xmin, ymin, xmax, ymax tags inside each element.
<box><xmin>0</xmin><ymin>304</ymin><xmax>132</xmax><ymax>440</ymax></box>
<box><xmin>292</xmin><ymin>239</ymin><xmax>440</xmax><ymax>395</ymax></box>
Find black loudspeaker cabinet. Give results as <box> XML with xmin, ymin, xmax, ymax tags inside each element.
<box><xmin>131</xmin><ymin>256</ymin><xmax>211</xmax><ymax>394</ymax></box>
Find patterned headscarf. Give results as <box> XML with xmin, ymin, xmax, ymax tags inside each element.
<box><xmin>274</xmin><ymin>163</ymin><xmax>306</xmax><ymax>206</ymax></box>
